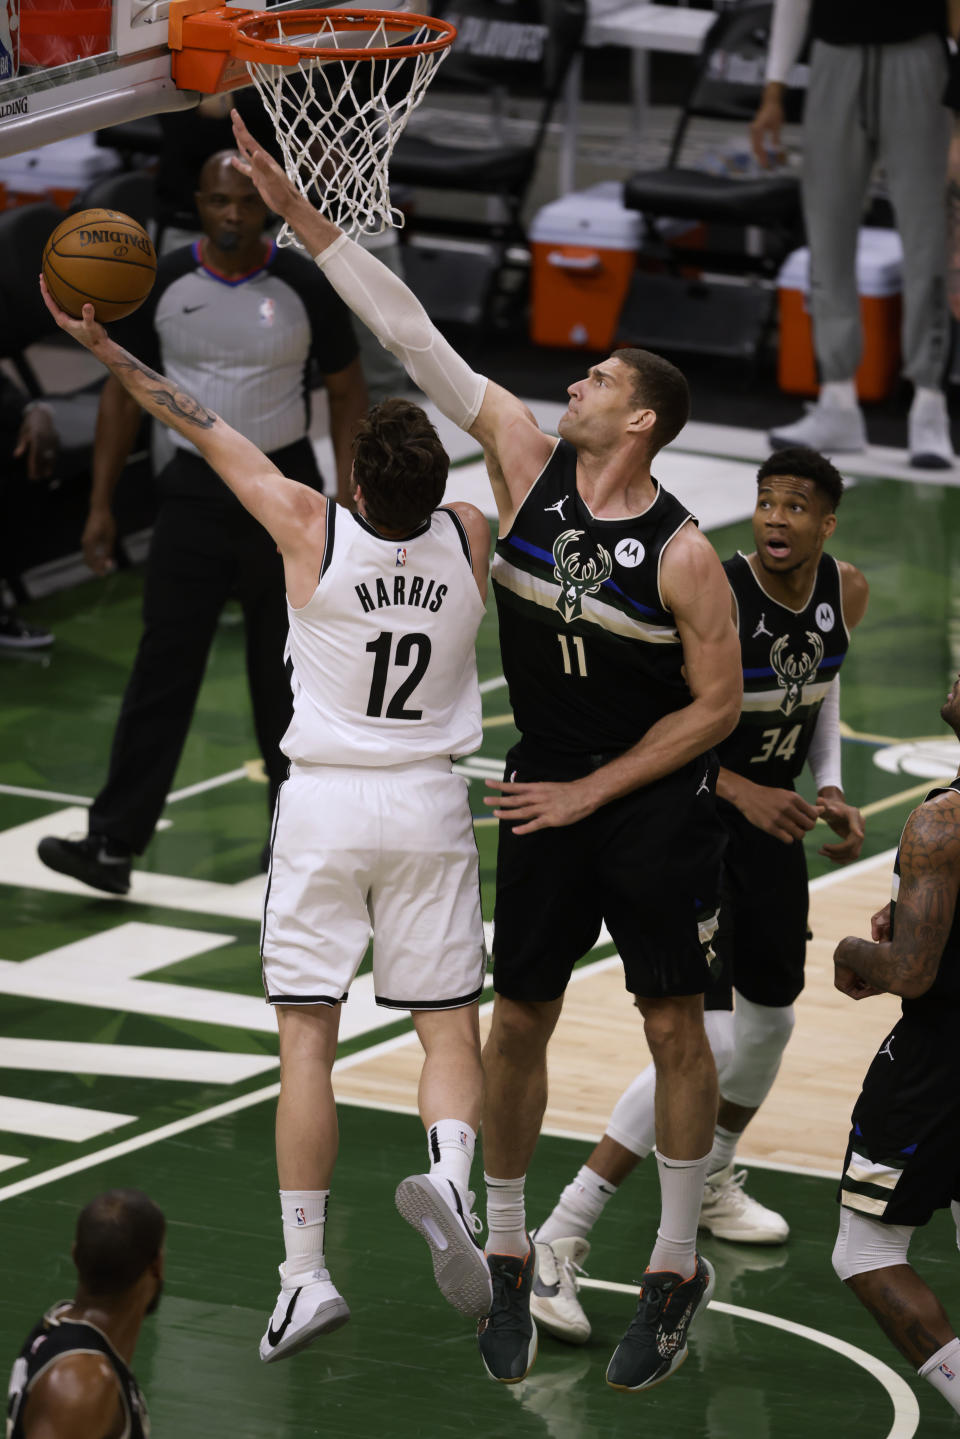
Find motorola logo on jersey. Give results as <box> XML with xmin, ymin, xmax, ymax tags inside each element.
<box><xmin>815</xmin><ymin>602</ymin><xmax>835</xmax><ymax>632</ymax></box>
<box><xmin>552</xmin><ymin>528</ymin><xmax>613</xmax><ymax>623</ymax></box>
<box><xmin>769</xmin><ymin>630</ymin><xmax>824</xmax><ymax>716</ymax></box>
<box><xmin>614</xmin><ymin>538</ymin><xmax>645</xmax><ymax>569</ymax></box>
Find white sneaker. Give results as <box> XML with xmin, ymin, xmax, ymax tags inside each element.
<box><xmin>529</xmin><ymin>1234</ymin><xmax>591</xmax><ymax>1345</ymax></box>
<box><xmin>698</xmin><ymin>1164</ymin><xmax>789</xmax><ymax>1245</ymax></box>
<box><xmin>259</xmin><ymin>1270</ymin><xmax>350</xmax><ymax>1362</ymax></box>
<box><xmin>909</xmin><ymin>390</ymin><xmax>955</xmax><ymax>469</ymax></box>
<box><xmin>769</xmin><ymin>402</ymin><xmax>866</xmax><ymax>453</ymax></box>
<box><xmin>395</xmin><ymin>1172</ymin><xmax>493</xmax><ymax>1318</ymax></box>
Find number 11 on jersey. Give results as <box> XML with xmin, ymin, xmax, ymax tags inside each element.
<box><xmin>557</xmin><ymin>634</ymin><xmax>587</xmax><ymax>677</ymax></box>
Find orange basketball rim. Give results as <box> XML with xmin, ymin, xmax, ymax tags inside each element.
<box><xmin>168</xmin><ymin>1</ymin><xmax>457</xmax><ymax>95</ymax></box>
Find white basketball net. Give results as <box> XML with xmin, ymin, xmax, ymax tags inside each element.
<box><xmin>246</xmin><ymin>14</ymin><xmax>451</xmax><ymax>242</ymax></box>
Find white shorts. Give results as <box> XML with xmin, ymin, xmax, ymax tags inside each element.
<box><xmin>261</xmin><ymin>758</ymin><xmax>486</xmax><ymax>1010</ymax></box>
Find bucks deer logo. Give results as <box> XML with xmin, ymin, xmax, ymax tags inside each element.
<box><xmin>770</xmin><ymin>631</ymin><xmax>824</xmax><ymax>716</ymax></box>
<box><xmin>552</xmin><ymin>528</ymin><xmax>613</xmax><ymax>623</ymax></box>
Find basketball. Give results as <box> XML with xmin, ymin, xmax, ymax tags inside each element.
<box><xmin>42</xmin><ymin>208</ymin><xmax>157</xmax><ymax>323</ymax></box>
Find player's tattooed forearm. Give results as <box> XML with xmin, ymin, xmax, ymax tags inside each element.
<box><xmin>842</xmin><ymin>796</ymin><xmax>960</xmax><ymax>996</ymax></box>
<box><xmin>150</xmin><ymin>389</ymin><xmax>217</xmax><ymax>429</ymax></box>
<box><xmin>112</xmin><ymin>355</ymin><xmax>217</xmax><ymax>429</ymax></box>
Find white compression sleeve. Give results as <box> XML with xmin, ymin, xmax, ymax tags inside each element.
<box><xmin>807</xmin><ymin>678</ymin><xmax>842</xmax><ymax>793</ymax></box>
<box><xmin>315</xmin><ymin>232</ymin><xmax>487</xmax><ymax>430</ymax></box>
<box><xmin>765</xmin><ymin>0</ymin><xmax>811</xmax><ymax>85</ymax></box>
<box><xmin>604</xmin><ymin>1013</ymin><xmax>735</xmax><ymax>1158</ymax></box>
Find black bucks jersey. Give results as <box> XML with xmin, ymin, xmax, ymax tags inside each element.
<box><xmin>7</xmin><ymin>1305</ymin><xmax>149</xmax><ymax>1439</ymax></box>
<box><xmin>891</xmin><ymin>779</ymin><xmax>960</xmax><ymax>1013</ymax></box>
<box><xmin>491</xmin><ymin>439</ymin><xmax>696</xmax><ymax>757</ymax></box>
<box><xmin>717</xmin><ymin>553</ymin><xmax>849</xmax><ymax>786</ymax></box>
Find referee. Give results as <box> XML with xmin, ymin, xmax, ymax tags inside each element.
<box><xmin>37</xmin><ymin>150</ymin><xmax>367</xmax><ymax>894</ymax></box>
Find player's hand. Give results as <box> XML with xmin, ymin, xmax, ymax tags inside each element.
<box><xmin>230</xmin><ymin>110</ymin><xmax>300</xmax><ymax>216</ymax></box>
<box><xmin>14</xmin><ymin>403</ymin><xmax>59</xmax><ymax>481</ymax></box>
<box><xmin>870</xmin><ymin>901</ymin><xmax>892</xmax><ymax>943</ymax></box>
<box><xmin>484</xmin><ymin>777</ymin><xmax>596</xmax><ymax>833</ymax></box>
<box><xmin>749</xmin><ymin>87</ymin><xmax>785</xmax><ymax>168</ymax></box>
<box><xmin>82</xmin><ymin>506</ymin><xmax>117</xmax><ymax>576</ymax></box>
<box><xmin>817</xmin><ymin>788</ymin><xmax>865</xmax><ymax>865</ymax></box>
<box><xmin>731</xmin><ymin>777</ymin><xmax>821</xmax><ymax>843</ymax></box>
<box><xmin>38</xmin><ymin>278</ymin><xmax>108</xmax><ymax>352</ymax></box>
<box><xmin>833</xmin><ymin>959</ymin><xmax>881</xmax><ymax>1001</ymax></box>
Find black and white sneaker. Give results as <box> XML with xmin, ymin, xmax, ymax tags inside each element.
<box><xmin>0</xmin><ymin>610</ymin><xmax>53</xmax><ymax>650</ymax></box>
<box><xmin>259</xmin><ymin>1271</ymin><xmax>350</xmax><ymax>1362</ymax></box>
<box><xmin>477</xmin><ymin>1242</ymin><xmax>538</xmax><ymax>1384</ymax></box>
<box><xmin>395</xmin><ymin>1173</ymin><xmax>493</xmax><ymax>1318</ymax></box>
<box><xmin>37</xmin><ymin>834</ymin><xmax>132</xmax><ymax>896</ymax></box>
<box><xmin>605</xmin><ymin>1255</ymin><xmax>714</xmax><ymax>1393</ymax></box>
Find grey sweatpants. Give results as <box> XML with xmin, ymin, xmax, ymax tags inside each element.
<box><xmin>802</xmin><ymin>34</ymin><xmax>951</xmax><ymax>389</ymax></box>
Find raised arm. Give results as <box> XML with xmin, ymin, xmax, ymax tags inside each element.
<box><xmin>40</xmin><ymin>281</ymin><xmax>326</xmax><ymax>596</ymax></box>
<box><xmin>834</xmin><ymin>790</ymin><xmax>960</xmax><ymax>999</ymax></box>
<box><xmin>229</xmin><ymin>108</ymin><xmax>553</xmax><ymax>527</ymax></box>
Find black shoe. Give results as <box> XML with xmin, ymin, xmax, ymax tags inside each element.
<box><xmin>477</xmin><ymin>1242</ymin><xmax>538</xmax><ymax>1384</ymax></box>
<box><xmin>37</xmin><ymin>834</ymin><xmax>132</xmax><ymax>895</ymax></box>
<box><xmin>605</xmin><ymin>1255</ymin><xmax>714</xmax><ymax>1393</ymax></box>
<box><xmin>0</xmin><ymin>610</ymin><xmax>53</xmax><ymax>650</ymax></box>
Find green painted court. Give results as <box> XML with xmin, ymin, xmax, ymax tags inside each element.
<box><xmin>4</xmin><ymin>463</ymin><xmax>960</xmax><ymax>1436</ymax></box>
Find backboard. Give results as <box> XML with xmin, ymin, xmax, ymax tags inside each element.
<box><xmin>0</xmin><ymin>0</ymin><xmax>371</xmax><ymax>157</ymax></box>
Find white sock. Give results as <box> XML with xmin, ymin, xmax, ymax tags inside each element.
<box><xmin>649</xmin><ymin>1150</ymin><xmax>711</xmax><ymax>1276</ymax></box>
<box><xmin>536</xmin><ymin>1164</ymin><xmax>618</xmax><ymax>1244</ymax></box>
<box><xmin>279</xmin><ymin>1188</ymin><xmax>328</xmax><ymax>1285</ymax></box>
<box><xmin>912</xmin><ymin>385</ymin><xmax>945</xmax><ymax>412</ymax></box>
<box><xmin>428</xmin><ymin>1119</ymin><xmax>475</xmax><ymax>1194</ymax></box>
<box><xmin>484</xmin><ymin>1173</ymin><xmax>528</xmax><ymax>1257</ymax></box>
<box><xmin>919</xmin><ymin>1338</ymin><xmax>960</xmax><ymax>1415</ymax></box>
<box><xmin>707</xmin><ymin>1124</ymin><xmax>740</xmax><ymax>1177</ymax></box>
<box><xmin>819</xmin><ymin>379</ymin><xmax>858</xmax><ymax>410</ymax></box>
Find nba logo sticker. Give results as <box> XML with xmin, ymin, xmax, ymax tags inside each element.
<box><xmin>295</xmin><ymin>1207</ymin><xmax>306</xmax><ymax>1226</ymax></box>
<box><xmin>940</xmin><ymin>1364</ymin><xmax>956</xmax><ymax>1381</ymax></box>
<box><xmin>0</xmin><ymin>0</ymin><xmax>19</xmax><ymax>80</ymax></box>
<box><xmin>258</xmin><ymin>297</ymin><xmax>275</xmax><ymax>327</ymax></box>
<box><xmin>396</xmin><ymin>547</ymin><xmax>407</xmax><ymax>567</ymax></box>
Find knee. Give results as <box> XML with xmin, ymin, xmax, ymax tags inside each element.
<box><xmin>832</xmin><ymin>1206</ymin><xmax>912</xmax><ymax>1284</ymax></box>
<box><xmin>638</xmin><ymin>1001</ymin><xmax>706</xmax><ymax>1069</ymax></box>
<box><xmin>735</xmin><ymin>995</ymin><xmax>795</xmax><ymax>1050</ymax></box>
<box><xmin>486</xmin><ymin>998</ymin><xmax>557</xmax><ymax>1068</ymax></box>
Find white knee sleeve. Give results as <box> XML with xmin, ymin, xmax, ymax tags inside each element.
<box><xmin>316</xmin><ymin>233</ymin><xmax>487</xmax><ymax>429</ymax></box>
<box><xmin>720</xmin><ymin>993</ymin><xmax>795</xmax><ymax>1109</ymax></box>
<box><xmin>605</xmin><ymin>1066</ymin><xmax>657</xmax><ymax>1158</ymax></box>
<box><xmin>703</xmin><ymin>1008</ymin><xmax>735</xmax><ymax>1087</ymax></box>
<box><xmin>832</xmin><ymin>1206</ymin><xmax>914</xmax><ymax>1282</ymax></box>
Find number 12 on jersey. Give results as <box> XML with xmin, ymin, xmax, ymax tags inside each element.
<box><xmin>366</xmin><ymin>631</ymin><xmax>432</xmax><ymax>719</ymax></box>
<box><xmin>557</xmin><ymin>634</ymin><xmax>588</xmax><ymax>677</ymax></box>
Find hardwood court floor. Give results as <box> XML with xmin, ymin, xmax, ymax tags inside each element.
<box><xmin>3</xmin><ymin>470</ymin><xmax>960</xmax><ymax>1437</ymax></box>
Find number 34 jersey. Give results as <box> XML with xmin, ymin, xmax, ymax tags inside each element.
<box><xmin>716</xmin><ymin>551</ymin><xmax>849</xmax><ymax>786</ymax></box>
<box><xmin>281</xmin><ymin>505</ymin><xmax>484</xmax><ymax>767</ymax></box>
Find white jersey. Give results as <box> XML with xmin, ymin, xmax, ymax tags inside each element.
<box><xmin>282</xmin><ymin>504</ymin><xmax>485</xmax><ymax>766</ymax></box>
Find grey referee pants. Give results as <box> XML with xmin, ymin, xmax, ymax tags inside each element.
<box><xmin>802</xmin><ymin>35</ymin><xmax>951</xmax><ymax>389</ymax></box>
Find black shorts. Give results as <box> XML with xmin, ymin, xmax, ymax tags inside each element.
<box><xmin>704</xmin><ymin>798</ymin><xmax>809</xmax><ymax>1013</ymax></box>
<box><xmin>837</xmin><ymin>1004</ymin><xmax>960</xmax><ymax>1227</ymax></box>
<box><xmin>492</xmin><ymin>743</ymin><xmax>726</xmax><ymax>1003</ymax></box>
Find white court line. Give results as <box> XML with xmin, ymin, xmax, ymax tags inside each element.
<box><xmin>479</xmin><ymin>675</ymin><xmax>508</xmax><ymax>694</ymax></box>
<box><xmin>580</xmin><ymin>1278</ymin><xmax>919</xmax><ymax>1439</ymax></box>
<box><xmin>0</xmin><ymin>784</ymin><xmax>93</xmax><ymax>805</ymax></box>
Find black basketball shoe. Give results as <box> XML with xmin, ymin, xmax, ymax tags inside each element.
<box><xmin>477</xmin><ymin>1241</ymin><xmax>538</xmax><ymax>1383</ymax></box>
<box><xmin>37</xmin><ymin>833</ymin><xmax>132</xmax><ymax>895</ymax></box>
<box><xmin>605</xmin><ymin>1255</ymin><xmax>714</xmax><ymax>1393</ymax></box>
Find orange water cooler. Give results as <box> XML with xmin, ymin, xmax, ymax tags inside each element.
<box><xmin>529</xmin><ymin>182</ymin><xmax>643</xmax><ymax>350</ymax></box>
<box><xmin>777</xmin><ymin>229</ymin><xmax>903</xmax><ymax>401</ymax></box>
